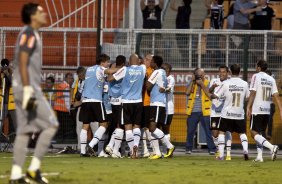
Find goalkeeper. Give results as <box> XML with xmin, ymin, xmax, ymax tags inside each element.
<box><xmin>9</xmin><ymin>3</ymin><xmax>58</xmax><ymax>184</ymax></box>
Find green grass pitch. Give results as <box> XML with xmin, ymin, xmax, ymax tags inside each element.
<box><xmin>0</xmin><ymin>153</ymin><xmax>281</xmax><ymax>184</ymax></box>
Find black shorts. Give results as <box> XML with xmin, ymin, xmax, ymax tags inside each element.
<box><xmin>250</xmin><ymin>114</ymin><xmax>270</xmax><ymax>133</ymax></box>
<box><xmin>111</xmin><ymin>104</ymin><xmax>122</xmax><ymax>126</ymax></box>
<box><xmin>210</xmin><ymin>117</ymin><xmax>220</xmax><ymax>130</ymax></box>
<box><xmin>218</xmin><ymin>118</ymin><xmax>246</xmax><ymax>134</ymax></box>
<box><xmin>164</xmin><ymin>114</ymin><xmax>173</xmax><ymax>125</ymax></box>
<box><xmin>79</xmin><ymin>102</ymin><xmax>107</xmax><ymax>124</ymax></box>
<box><xmin>121</xmin><ymin>102</ymin><xmax>143</xmax><ymax>125</ymax></box>
<box><xmin>149</xmin><ymin>106</ymin><xmax>166</xmax><ymax>124</ymax></box>
<box><xmin>141</xmin><ymin>106</ymin><xmax>150</xmax><ymax>128</ymax></box>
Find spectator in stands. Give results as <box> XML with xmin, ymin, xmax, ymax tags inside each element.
<box><xmin>0</xmin><ymin>58</ymin><xmax>16</xmax><ymax>134</ymax></box>
<box><xmin>226</xmin><ymin>3</ymin><xmax>235</xmax><ymax>29</ymax></box>
<box><xmin>43</xmin><ymin>76</ymin><xmax>55</xmax><ymax>108</ymax></box>
<box><xmin>140</xmin><ymin>0</ymin><xmax>164</xmax><ymax>56</ymax></box>
<box><xmin>206</xmin><ymin>0</ymin><xmax>224</xmax><ymax>67</ymax></box>
<box><xmin>54</xmin><ymin>72</ymin><xmax>75</xmax><ymax>141</ymax></box>
<box><xmin>250</xmin><ymin>0</ymin><xmax>275</xmax><ymax>30</ymax></box>
<box><xmin>185</xmin><ymin>68</ymin><xmax>216</xmax><ymax>154</ymax></box>
<box><xmin>141</xmin><ymin>0</ymin><xmax>164</xmax><ymax>29</ymax></box>
<box><xmin>209</xmin><ymin>0</ymin><xmax>224</xmax><ymax>29</ymax></box>
<box><xmin>233</xmin><ymin>0</ymin><xmax>262</xmax><ymax>30</ymax></box>
<box><xmin>170</xmin><ymin>0</ymin><xmax>192</xmax><ymax>61</ymax></box>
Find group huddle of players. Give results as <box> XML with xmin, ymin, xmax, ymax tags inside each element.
<box><xmin>75</xmin><ymin>53</ymin><xmax>175</xmax><ymax>159</ymax></box>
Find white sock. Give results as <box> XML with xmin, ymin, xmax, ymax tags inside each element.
<box><xmin>256</xmin><ymin>141</ymin><xmax>263</xmax><ymax>159</ymax></box>
<box><xmin>108</xmin><ymin>129</ymin><xmax>116</xmax><ymax>149</ymax></box>
<box><xmin>125</xmin><ymin>130</ymin><xmax>134</xmax><ymax>152</ymax></box>
<box><xmin>141</xmin><ymin>129</ymin><xmax>149</xmax><ymax>154</ymax></box>
<box><xmin>28</xmin><ymin>157</ymin><xmax>41</xmax><ymax>171</ymax></box>
<box><xmin>254</xmin><ymin>134</ymin><xmax>274</xmax><ymax>151</ymax></box>
<box><xmin>240</xmin><ymin>134</ymin><xmax>248</xmax><ymax>153</ymax></box>
<box><xmin>153</xmin><ymin>128</ymin><xmax>173</xmax><ymax>149</ymax></box>
<box><xmin>80</xmin><ymin>129</ymin><xmax>88</xmax><ymax>154</ymax></box>
<box><xmin>218</xmin><ymin>134</ymin><xmax>225</xmax><ymax>158</ymax></box>
<box><xmin>113</xmin><ymin>128</ymin><xmax>124</xmax><ymax>153</ymax></box>
<box><xmin>166</xmin><ymin>134</ymin><xmax>171</xmax><ymax>141</ymax></box>
<box><xmin>89</xmin><ymin>126</ymin><xmax>106</xmax><ymax>148</ymax></box>
<box><xmin>151</xmin><ymin>134</ymin><xmax>161</xmax><ymax>156</ymax></box>
<box><xmin>133</xmin><ymin>128</ymin><xmax>141</xmax><ymax>147</ymax></box>
<box><xmin>213</xmin><ymin>136</ymin><xmax>218</xmax><ymax>150</ymax></box>
<box><xmin>98</xmin><ymin>133</ymin><xmax>107</xmax><ymax>155</ymax></box>
<box><xmin>10</xmin><ymin>165</ymin><xmax>22</xmax><ymax>180</ymax></box>
<box><xmin>145</xmin><ymin>129</ymin><xmax>152</xmax><ymax>142</ymax></box>
<box><xmin>225</xmin><ymin>131</ymin><xmax>232</xmax><ymax>156</ymax></box>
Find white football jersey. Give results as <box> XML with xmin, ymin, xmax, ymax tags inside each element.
<box><xmin>214</xmin><ymin>77</ymin><xmax>249</xmax><ymax>120</ymax></box>
<box><xmin>250</xmin><ymin>72</ymin><xmax>278</xmax><ymax>114</ymax></box>
<box><xmin>210</xmin><ymin>78</ymin><xmax>226</xmax><ymax>117</ymax></box>
<box><xmin>166</xmin><ymin>75</ymin><xmax>175</xmax><ymax>115</ymax></box>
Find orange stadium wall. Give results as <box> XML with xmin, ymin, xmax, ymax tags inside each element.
<box><xmin>0</xmin><ymin>0</ymin><xmax>129</xmax><ymax>66</ymax></box>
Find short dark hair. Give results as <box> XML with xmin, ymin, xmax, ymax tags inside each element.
<box><xmin>116</xmin><ymin>55</ymin><xmax>126</xmax><ymax>66</ymax></box>
<box><xmin>265</xmin><ymin>70</ymin><xmax>272</xmax><ymax>76</ymax></box>
<box><xmin>65</xmin><ymin>72</ymin><xmax>73</xmax><ymax>79</ymax></box>
<box><xmin>257</xmin><ymin>59</ymin><xmax>268</xmax><ymax>71</ymax></box>
<box><xmin>230</xmin><ymin>64</ymin><xmax>240</xmax><ymax>75</ymax></box>
<box><xmin>152</xmin><ymin>55</ymin><xmax>163</xmax><ymax>68</ymax></box>
<box><xmin>46</xmin><ymin>76</ymin><xmax>55</xmax><ymax>83</ymax></box>
<box><xmin>193</xmin><ymin>67</ymin><xmax>200</xmax><ymax>74</ymax></box>
<box><xmin>162</xmin><ymin>63</ymin><xmax>172</xmax><ymax>72</ymax></box>
<box><xmin>219</xmin><ymin>65</ymin><xmax>229</xmax><ymax>72</ymax></box>
<box><xmin>76</xmin><ymin>66</ymin><xmax>85</xmax><ymax>74</ymax></box>
<box><xmin>97</xmin><ymin>54</ymin><xmax>110</xmax><ymax>65</ymax></box>
<box><xmin>21</xmin><ymin>3</ymin><xmax>39</xmax><ymax>24</ymax></box>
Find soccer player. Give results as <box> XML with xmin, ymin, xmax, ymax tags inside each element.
<box><xmin>10</xmin><ymin>3</ymin><xmax>58</xmax><ymax>184</ymax></box>
<box><xmin>105</xmin><ymin>55</ymin><xmax>126</xmax><ymax>158</ymax></box>
<box><xmin>213</xmin><ymin>64</ymin><xmax>249</xmax><ymax>160</ymax></box>
<box><xmin>108</xmin><ymin>54</ymin><xmax>146</xmax><ymax>158</ymax></box>
<box><xmin>141</xmin><ymin>54</ymin><xmax>154</xmax><ymax>158</ymax></box>
<box><xmin>146</xmin><ymin>56</ymin><xmax>175</xmax><ymax>159</ymax></box>
<box><xmin>79</xmin><ymin>54</ymin><xmax>117</xmax><ymax>157</ymax></box>
<box><xmin>71</xmin><ymin>66</ymin><xmax>98</xmax><ymax>153</ymax></box>
<box><xmin>209</xmin><ymin>66</ymin><xmax>233</xmax><ymax>160</ymax></box>
<box><xmin>247</xmin><ymin>60</ymin><xmax>282</xmax><ymax>162</ymax></box>
<box><xmin>161</xmin><ymin>63</ymin><xmax>175</xmax><ymax>141</ymax></box>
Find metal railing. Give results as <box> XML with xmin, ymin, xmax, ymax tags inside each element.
<box><xmin>46</xmin><ymin>0</ymin><xmax>129</xmax><ymax>28</ymax></box>
<box><xmin>0</xmin><ymin>28</ymin><xmax>281</xmax><ymax>73</ymax></box>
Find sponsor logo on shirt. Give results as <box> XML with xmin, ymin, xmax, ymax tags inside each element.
<box><xmin>226</xmin><ymin>112</ymin><xmax>242</xmax><ymax>118</ymax></box>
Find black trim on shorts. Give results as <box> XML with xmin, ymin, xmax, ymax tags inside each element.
<box><xmin>210</xmin><ymin>117</ymin><xmax>220</xmax><ymax>130</ymax></box>
<box><xmin>111</xmin><ymin>104</ymin><xmax>122</xmax><ymax>127</ymax></box>
<box><xmin>218</xmin><ymin>117</ymin><xmax>246</xmax><ymax>133</ymax></box>
<box><xmin>141</xmin><ymin>106</ymin><xmax>150</xmax><ymax>128</ymax></box>
<box><xmin>121</xmin><ymin>102</ymin><xmax>143</xmax><ymax>125</ymax></box>
<box><xmin>250</xmin><ymin>114</ymin><xmax>270</xmax><ymax>133</ymax></box>
<box><xmin>79</xmin><ymin>102</ymin><xmax>107</xmax><ymax>123</ymax></box>
<box><xmin>149</xmin><ymin>106</ymin><xmax>166</xmax><ymax>124</ymax></box>
<box><xmin>164</xmin><ymin>114</ymin><xmax>173</xmax><ymax>125</ymax></box>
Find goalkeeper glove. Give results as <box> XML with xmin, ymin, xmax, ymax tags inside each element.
<box><xmin>22</xmin><ymin>86</ymin><xmax>37</xmax><ymax>110</ymax></box>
